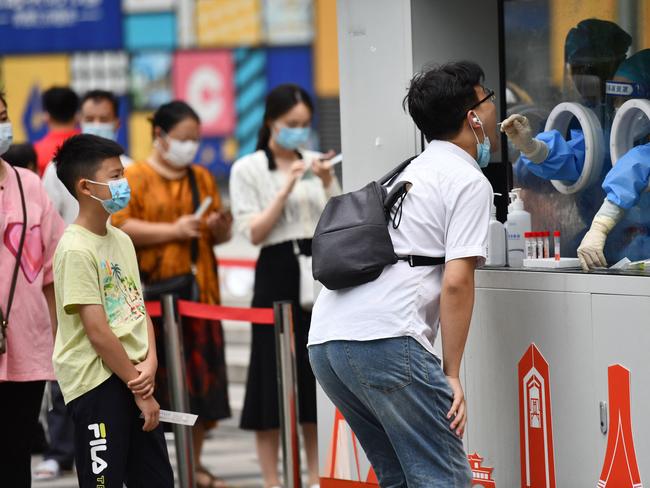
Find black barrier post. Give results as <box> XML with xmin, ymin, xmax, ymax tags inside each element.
<box><xmin>161</xmin><ymin>294</ymin><xmax>196</xmax><ymax>488</ymax></box>
<box><xmin>274</xmin><ymin>301</ymin><xmax>302</xmax><ymax>488</ymax></box>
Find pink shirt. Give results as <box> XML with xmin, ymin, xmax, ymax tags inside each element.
<box><xmin>0</xmin><ymin>159</ymin><xmax>65</xmax><ymax>381</ymax></box>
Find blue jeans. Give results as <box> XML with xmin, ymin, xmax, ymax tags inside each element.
<box><xmin>309</xmin><ymin>337</ymin><xmax>472</xmax><ymax>488</ymax></box>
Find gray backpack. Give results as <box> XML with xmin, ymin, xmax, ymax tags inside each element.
<box><xmin>312</xmin><ymin>156</ymin><xmax>445</xmax><ymax>290</ymax></box>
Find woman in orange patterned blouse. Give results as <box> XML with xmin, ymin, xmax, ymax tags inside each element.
<box><xmin>112</xmin><ymin>101</ymin><xmax>231</xmax><ymax>488</ymax></box>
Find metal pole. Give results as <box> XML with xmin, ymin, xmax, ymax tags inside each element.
<box><xmin>162</xmin><ymin>294</ymin><xmax>196</xmax><ymax>488</ymax></box>
<box><xmin>274</xmin><ymin>301</ymin><xmax>302</xmax><ymax>488</ymax></box>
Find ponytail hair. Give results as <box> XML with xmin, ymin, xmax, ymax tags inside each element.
<box><xmin>256</xmin><ymin>84</ymin><xmax>314</xmax><ymax>151</ymax></box>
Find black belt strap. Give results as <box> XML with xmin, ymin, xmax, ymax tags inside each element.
<box><xmin>397</xmin><ymin>255</ymin><xmax>446</xmax><ymax>267</ymax></box>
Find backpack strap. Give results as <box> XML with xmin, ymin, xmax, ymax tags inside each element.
<box><xmin>1</xmin><ymin>166</ymin><xmax>27</xmax><ymax>331</ymax></box>
<box><xmin>397</xmin><ymin>255</ymin><xmax>446</xmax><ymax>267</ymax></box>
<box><xmin>378</xmin><ymin>156</ymin><xmax>418</xmax><ymax>186</ymax></box>
<box><xmin>382</xmin><ymin>155</ymin><xmax>446</xmax><ymax>267</ymax></box>
<box><xmin>187</xmin><ymin>166</ymin><xmax>200</xmax><ymax>269</ymax></box>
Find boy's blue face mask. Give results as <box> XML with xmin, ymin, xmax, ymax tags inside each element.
<box><xmin>470</xmin><ymin>112</ymin><xmax>491</xmax><ymax>168</ymax></box>
<box><xmin>86</xmin><ymin>178</ymin><xmax>131</xmax><ymax>214</ymax></box>
<box><xmin>275</xmin><ymin>126</ymin><xmax>311</xmax><ymax>150</ymax></box>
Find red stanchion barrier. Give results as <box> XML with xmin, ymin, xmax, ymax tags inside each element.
<box><xmin>217</xmin><ymin>258</ymin><xmax>257</xmax><ymax>268</ymax></box>
<box><xmin>177</xmin><ymin>300</ymin><xmax>274</xmax><ymax>324</ymax></box>
<box><xmin>144</xmin><ymin>299</ymin><xmax>274</xmax><ymax>324</ymax></box>
<box><xmin>147</xmin><ymin>294</ymin><xmax>297</xmax><ymax>488</ymax></box>
<box><xmin>146</xmin><ymin>301</ymin><xmax>162</xmax><ymax>318</ymax></box>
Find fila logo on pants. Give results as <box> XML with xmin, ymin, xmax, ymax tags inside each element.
<box><xmin>88</xmin><ymin>422</ymin><xmax>108</xmax><ymax>475</ymax></box>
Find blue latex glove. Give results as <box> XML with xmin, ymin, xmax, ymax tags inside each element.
<box><xmin>603</xmin><ymin>143</ymin><xmax>650</xmax><ymax>209</ymax></box>
<box><xmin>519</xmin><ymin>129</ymin><xmax>585</xmax><ymax>182</ymax></box>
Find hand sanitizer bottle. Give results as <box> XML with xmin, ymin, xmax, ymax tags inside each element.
<box><xmin>505</xmin><ymin>188</ymin><xmax>532</xmax><ymax>268</ymax></box>
<box><xmin>486</xmin><ymin>193</ymin><xmax>506</xmax><ymax>266</ymax></box>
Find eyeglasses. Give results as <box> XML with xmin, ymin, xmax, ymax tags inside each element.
<box><xmin>467</xmin><ymin>89</ymin><xmax>496</xmax><ymax>112</ymax></box>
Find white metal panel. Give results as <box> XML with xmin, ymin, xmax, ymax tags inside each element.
<box><xmin>465</xmin><ymin>288</ymin><xmax>597</xmax><ymax>486</ymax></box>
<box><xmin>592</xmin><ymin>294</ymin><xmax>650</xmax><ymax>483</ymax></box>
<box><xmin>476</xmin><ymin>268</ymin><xmax>650</xmax><ymax>297</ymax></box>
<box><xmin>336</xmin><ymin>0</ymin><xmax>416</xmax><ymax>191</ymax></box>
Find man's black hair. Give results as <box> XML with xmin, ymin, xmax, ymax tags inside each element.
<box><xmin>4</xmin><ymin>143</ymin><xmax>37</xmax><ymax>172</ymax></box>
<box><xmin>404</xmin><ymin>61</ymin><xmax>485</xmax><ymax>141</ymax></box>
<box><xmin>54</xmin><ymin>134</ymin><xmax>124</xmax><ymax>199</ymax></box>
<box><xmin>81</xmin><ymin>89</ymin><xmax>120</xmax><ymax>119</ymax></box>
<box><xmin>42</xmin><ymin>87</ymin><xmax>79</xmax><ymax>124</ymax></box>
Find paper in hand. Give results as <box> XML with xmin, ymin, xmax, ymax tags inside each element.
<box><xmin>141</xmin><ymin>409</ymin><xmax>198</xmax><ymax>426</ymax></box>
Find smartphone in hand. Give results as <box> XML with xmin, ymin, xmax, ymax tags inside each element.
<box><xmin>194</xmin><ymin>197</ymin><xmax>213</xmax><ymax>218</ymax></box>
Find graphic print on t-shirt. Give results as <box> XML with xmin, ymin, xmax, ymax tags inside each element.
<box><xmin>100</xmin><ymin>260</ymin><xmax>145</xmax><ymax>326</ymax></box>
<box><xmin>4</xmin><ymin>222</ymin><xmax>44</xmax><ymax>283</ymax></box>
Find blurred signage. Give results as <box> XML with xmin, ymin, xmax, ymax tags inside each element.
<box><xmin>174</xmin><ymin>50</ymin><xmax>236</xmax><ymax>137</ymax></box>
<box><xmin>0</xmin><ymin>0</ymin><xmax>122</xmax><ymax>54</ymax></box>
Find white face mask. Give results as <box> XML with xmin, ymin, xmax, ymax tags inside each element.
<box><xmin>0</xmin><ymin>122</ymin><xmax>13</xmax><ymax>156</ymax></box>
<box><xmin>81</xmin><ymin>122</ymin><xmax>117</xmax><ymax>141</ymax></box>
<box><xmin>160</xmin><ymin>136</ymin><xmax>199</xmax><ymax>168</ymax></box>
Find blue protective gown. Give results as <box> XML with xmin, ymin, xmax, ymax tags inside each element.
<box><xmin>517</xmin><ymin>129</ymin><xmax>586</xmax><ymax>182</ymax></box>
<box><xmin>602</xmin><ymin>143</ymin><xmax>650</xmax><ymax>209</ymax></box>
<box><xmin>514</xmin><ymin>129</ymin><xmax>650</xmax><ymax>262</ymax></box>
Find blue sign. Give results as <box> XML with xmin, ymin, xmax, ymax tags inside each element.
<box><xmin>194</xmin><ymin>138</ymin><xmax>232</xmax><ymax>181</ymax></box>
<box><xmin>0</xmin><ymin>0</ymin><xmax>122</xmax><ymax>54</ymax></box>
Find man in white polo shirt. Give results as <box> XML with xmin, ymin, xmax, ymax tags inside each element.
<box><xmin>308</xmin><ymin>61</ymin><xmax>497</xmax><ymax>487</ymax></box>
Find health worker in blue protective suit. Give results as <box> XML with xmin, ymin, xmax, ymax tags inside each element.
<box><xmin>502</xmin><ymin>19</ymin><xmax>631</xmax><ymax>182</ymax></box>
<box><xmin>578</xmin><ymin>50</ymin><xmax>650</xmax><ymax>270</ymax></box>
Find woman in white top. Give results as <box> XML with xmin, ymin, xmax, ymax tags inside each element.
<box><xmin>230</xmin><ymin>84</ymin><xmax>340</xmax><ymax>488</ymax></box>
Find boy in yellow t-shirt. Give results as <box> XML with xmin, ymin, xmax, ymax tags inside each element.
<box><xmin>52</xmin><ymin>134</ymin><xmax>173</xmax><ymax>487</ymax></box>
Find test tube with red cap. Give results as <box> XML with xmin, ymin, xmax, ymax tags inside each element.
<box><xmin>554</xmin><ymin>231</ymin><xmax>561</xmax><ymax>261</ymax></box>
<box><xmin>543</xmin><ymin>232</ymin><xmax>550</xmax><ymax>259</ymax></box>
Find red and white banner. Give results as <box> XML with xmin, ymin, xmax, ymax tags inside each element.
<box><xmin>518</xmin><ymin>344</ymin><xmax>556</xmax><ymax>488</ymax></box>
<box><xmin>597</xmin><ymin>364</ymin><xmax>643</xmax><ymax>488</ymax></box>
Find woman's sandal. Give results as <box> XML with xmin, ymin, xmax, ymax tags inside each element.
<box><xmin>196</xmin><ymin>466</ymin><xmax>228</xmax><ymax>488</ymax></box>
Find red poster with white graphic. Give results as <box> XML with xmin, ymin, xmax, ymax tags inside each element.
<box><xmin>597</xmin><ymin>364</ymin><xmax>643</xmax><ymax>488</ymax></box>
<box><xmin>469</xmin><ymin>452</ymin><xmax>496</xmax><ymax>487</ymax></box>
<box><xmin>518</xmin><ymin>344</ymin><xmax>556</xmax><ymax>488</ymax></box>
<box><xmin>173</xmin><ymin>51</ymin><xmax>236</xmax><ymax>137</ymax></box>
<box><xmin>326</xmin><ymin>409</ymin><xmax>364</xmax><ymax>482</ymax></box>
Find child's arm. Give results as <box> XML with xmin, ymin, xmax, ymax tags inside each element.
<box><xmin>128</xmin><ymin>314</ymin><xmax>157</xmax><ymax>399</ymax></box>
<box><xmin>79</xmin><ymin>304</ymin><xmax>161</xmax><ymax>431</ymax></box>
<box><xmin>78</xmin><ymin>304</ymin><xmax>141</xmax><ymax>384</ymax></box>
<box><xmin>43</xmin><ymin>283</ymin><xmax>57</xmax><ymax>337</ymax></box>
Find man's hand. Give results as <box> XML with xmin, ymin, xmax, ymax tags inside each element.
<box><xmin>446</xmin><ymin>376</ymin><xmax>467</xmax><ymax>438</ymax></box>
<box><xmin>135</xmin><ymin>395</ymin><xmax>160</xmax><ymax>432</ymax></box>
<box><xmin>128</xmin><ymin>355</ymin><xmax>157</xmax><ymax>399</ymax></box>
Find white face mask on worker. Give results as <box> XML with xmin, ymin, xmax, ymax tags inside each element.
<box><xmin>160</xmin><ymin>136</ymin><xmax>199</xmax><ymax>168</ymax></box>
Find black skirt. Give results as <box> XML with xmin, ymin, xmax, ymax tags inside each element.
<box><xmin>239</xmin><ymin>239</ymin><xmax>317</xmax><ymax>430</ymax></box>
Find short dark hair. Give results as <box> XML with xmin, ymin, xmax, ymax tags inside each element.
<box><xmin>257</xmin><ymin>84</ymin><xmax>314</xmax><ymax>150</ymax></box>
<box><xmin>81</xmin><ymin>89</ymin><xmax>119</xmax><ymax>119</ymax></box>
<box><xmin>54</xmin><ymin>134</ymin><xmax>123</xmax><ymax>199</ymax></box>
<box><xmin>404</xmin><ymin>61</ymin><xmax>485</xmax><ymax>141</ymax></box>
<box><xmin>151</xmin><ymin>100</ymin><xmax>200</xmax><ymax>138</ymax></box>
<box><xmin>42</xmin><ymin>87</ymin><xmax>79</xmax><ymax>124</ymax></box>
<box><xmin>4</xmin><ymin>143</ymin><xmax>37</xmax><ymax>171</ymax></box>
